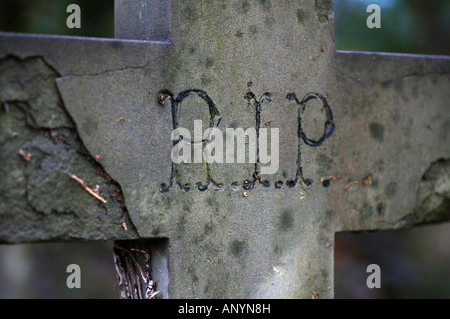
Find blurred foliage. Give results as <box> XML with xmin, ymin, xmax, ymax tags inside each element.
<box><xmin>336</xmin><ymin>0</ymin><xmax>450</xmax><ymax>55</ymax></box>
<box><xmin>0</xmin><ymin>0</ymin><xmax>114</xmax><ymax>38</ymax></box>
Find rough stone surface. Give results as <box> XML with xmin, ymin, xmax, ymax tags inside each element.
<box><xmin>115</xmin><ymin>0</ymin><xmax>171</xmax><ymax>42</ymax></box>
<box><xmin>0</xmin><ymin>56</ymin><xmax>138</xmax><ymax>243</ymax></box>
<box><xmin>411</xmin><ymin>159</ymin><xmax>450</xmax><ymax>225</ymax></box>
<box><xmin>0</xmin><ymin>0</ymin><xmax>449</xmax><ymax>299</ymax></box>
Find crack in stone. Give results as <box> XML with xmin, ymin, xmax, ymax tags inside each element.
<box><xmin>0</xmin><ymin>55</ymin><xmax>139</xmax><ymax>242</ymax></box>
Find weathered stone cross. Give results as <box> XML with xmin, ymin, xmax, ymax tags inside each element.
<box><xmin>1</xmin><ymin>0</ymin><xmax>449</xmax><ymax>298</ymax></box>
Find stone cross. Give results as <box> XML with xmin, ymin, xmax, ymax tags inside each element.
<box><xmin>1</xmin><ymin>0</ymin><xmax>449</xmax><ymax>299</ymax></box>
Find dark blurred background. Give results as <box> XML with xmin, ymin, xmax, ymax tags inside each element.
<box><xmin>335</xmin><ymin>223</ymin><xmax>450</xmax><ymax>298</ymax></box>
<box><xmin>0</xmin><ymin>242</ymin><xmax>117</xmax><ymax>298</ymax></box>
<box><xmin>0</xmin><ymin>0</ymin><xmax>114</xmax><ymax>38</ymax></box>
<box><xmin>0</xmin><ymin>0</ymin><xmax>449</xmax><ymax>298</ymax></box>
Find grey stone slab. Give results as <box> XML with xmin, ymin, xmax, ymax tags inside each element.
<box><xmin>115</xmin><ymin>0</ymin><xmax>171</xmax><ymax>42</ymax></box>
<box><xmin>0</xmin><ymin>0</ymin><xmax>449</xmax><ymax>299</ymax></box>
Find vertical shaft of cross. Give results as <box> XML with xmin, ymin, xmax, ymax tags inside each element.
<box><xmin>113</xmin><ymin>0</ymin><xmax>173</xmax><ymax>299</ymax></box>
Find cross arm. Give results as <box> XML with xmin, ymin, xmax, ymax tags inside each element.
<box><xmin>328</xmin><ymin>51</ymin><xmax>450</xmax><ymax>232</ymax></box>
